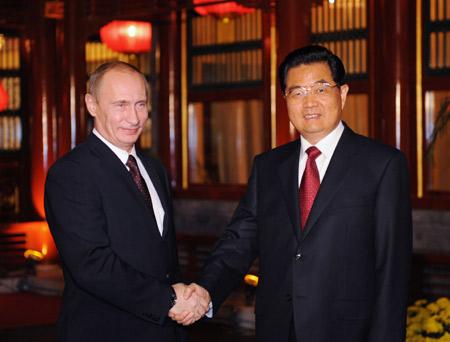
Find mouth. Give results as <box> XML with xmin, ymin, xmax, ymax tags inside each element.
<box><xmin>303</xmin><ymin>113</ymin><xmax>321</xmax><ymax>120</ymax></box>
<box><xmin>120</xmin><ymin>127</ymin><xmax>141</xmax><ymax>135</ymax></box>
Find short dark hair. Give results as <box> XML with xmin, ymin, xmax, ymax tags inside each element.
<box><xmin>278</xmin><ymin>45</ymin><xmax>346</xmax><ymax>94</ymax></box>
<box><xmin>87</xmin><ymin>61</ymin><xmax>148</xmax><ymax>99</ymax></box>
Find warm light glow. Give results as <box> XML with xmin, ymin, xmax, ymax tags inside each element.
<box><xmin>100</xmin><ymin>21</ymin><xmax>152</xmax><ymax>54</ymax></box>
<box><xmin>24</xmin><ymin>249</ymin><xmax>44</xmax><ymax>261</ymax></box>
<box><xmin>193</xmin><ymin>0</ymin><xmax>254</xmax><ymax>17</ymax></box>
<box><xmin>244</xmin><ymin>274</ymin><xmax>259</xmax><ymax>287</ymax></box>
<box><xmin>4</xmin><ymin>221</ymin><xmax>58</xmax><ymax>262</ymax></box>
<box><xmin>127</xmin><ymin>25</ymin><xmax>137</xmax><ymax>37</ymax></box>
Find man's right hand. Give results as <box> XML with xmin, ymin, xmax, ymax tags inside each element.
<box><xmin>168</xmin><ymin>283</ymin><xmax>210</xmax><ymax>325</ymax></box>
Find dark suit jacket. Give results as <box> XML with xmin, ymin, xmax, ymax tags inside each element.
<box><xmin>199</xmin><ymin>126</ymin><xmax>412</xmax><ymax>342</ymax></box>
<box><xmin>45</xmin><ymin>133</ymin><xmax>185</xmax><ymax>342</ymax></box>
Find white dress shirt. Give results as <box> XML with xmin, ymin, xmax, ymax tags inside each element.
<box><xmin>298</xmin><ymin>121</ymin><xmax>345</xmax><ymax>186</ymax></box>
<box><xmin>93</xmin><ymin>129</ymin><xmax>165</xmax><ymax>236</ymax></box>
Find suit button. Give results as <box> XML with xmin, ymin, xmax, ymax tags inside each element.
<box><xmin>166</xmin><ymin>273</ymin><xmax>170</xmax><ymax>279</ymax></box>
<box><xmin>295</xmin><ymin>253</ymin><xmax>302</xmax><ymax>260</ymax></box>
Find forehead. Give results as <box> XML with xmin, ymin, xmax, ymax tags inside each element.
<box><xmin>286</xmin><ymin>62</ymin><xmax>333</xmax><ymax>86</ymax></box>
<box><xmin>98</xmin><ymin>69</ymin><xmax>146</xmax><ymax>96</ymax></box>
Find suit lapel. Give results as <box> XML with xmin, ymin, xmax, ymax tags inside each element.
<box><xmin>86</xmin><ymin>134</ymin><xmax>163</xmax><ymax>237</ymax></box>
<box><xmin>277</xmin><ymin>140</ymin><xmax>302</xmax><ymax>241</ymax></box>
<box><xmin>301</xmin><ymin>127</ymin><xmax>358</xmax><ymax>239</ymax></box>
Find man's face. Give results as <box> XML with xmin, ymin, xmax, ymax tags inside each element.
<box><xmin>284</xmin><ymin>62</ymin><xmax>349</xmax><ymax>144</ymax></box>
<box><xmin>85</xmin><ymin>69</ymin><xmax>148</xmax><ymax>152</ymax></box>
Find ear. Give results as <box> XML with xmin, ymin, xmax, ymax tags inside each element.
<box><xmin>85</xmin><ymin>93</ymin><xmax>98</xmax><ymax>118</ymax></box>
<box><xmin>339</xmin><ymin>84</ymin><xmax>349</xmax><ymax>110</ymax></box>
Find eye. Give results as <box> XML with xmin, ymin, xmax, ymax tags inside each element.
<box><xmin>136</xmin><ymin>102</ymin><xmax>147</xmax><ymax>110</ymax></box>
<box><xmin>290</xmin><ymin>89</ymin><xmax>305</xmax><ymax>97</ymax></box>
<box><xmin>316</xmin><ymin>85</ymin><xmax>327</xmax><ymax>94</ymax></box>
<box><xmin>115</xmin><ymin>102</ymin><xmax>126</xmax><ymax>108</ymax></box>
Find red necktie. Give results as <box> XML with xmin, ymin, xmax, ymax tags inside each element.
<box><xmin>299</xmin><ymin>146</ymin><xmax>321</xmax><ymax>230</ymax></box>
<box><xmin>126</xmin><ymin>155</ymin><xmax>154</xmax><ymax>211</ymax></box>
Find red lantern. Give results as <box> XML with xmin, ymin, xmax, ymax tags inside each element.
<box><xmin>100</xmin><ymin>21</ymin><xmax>152</xmax><ymax>54</ymax></box>
<box><xmin>193</xmin><ymin>0</ymin><xmax>254</xmax><ymax>17</ymax></box>
<box><xmin>0</xmin><ymin>82</ymin><xmax>8</xmax><ymax>112</ymax></box>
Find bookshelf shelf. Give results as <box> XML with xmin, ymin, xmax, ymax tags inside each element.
<box><xmin>0</xmin><ymin>30</ymin><xmax>24</xmax><ymax>220</ymax></box>
<box><xmin>183</xmin><ymin>8</ymin><xmax>270</xmax><ymax>193</ymax></box>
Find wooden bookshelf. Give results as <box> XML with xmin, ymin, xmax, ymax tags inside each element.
<box><xmin>310</xmin><ymin>0</ymin><xmax>368</xmax><ymax>80</ymax></box>
<box><xmin>0</xmin><ymin>31</ymin><xmax>24</xmax><ymax>221</ymax></box>
<box><xmin>183</xmin><ymin>8</ymin><xmax>271</xmax><ymax>192</ymax></box>
<box><xmin>189</xmin><ymin>10</ymin><xmax>264</xmax><ymax>89</ymax></box>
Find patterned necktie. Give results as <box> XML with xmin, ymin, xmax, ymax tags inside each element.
<box><xmin>299</xmin><ymin>146</ymin><xmax>321</xmax><ymax>230</ymax></box>
<box><xmin>126</xmin><ymin>154</ymin><xmax>154</xmax><ymax>211</ymax></box>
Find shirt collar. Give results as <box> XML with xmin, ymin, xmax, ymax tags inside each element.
<box><xmin>300</xmin><ymin>121</ymin><xmax>344</xmax><ymax>159</ymax></box>
<box><xmin>93</xmin><ymin>128</ymin><xmax>137</xmax><ymax>165</ymax></box>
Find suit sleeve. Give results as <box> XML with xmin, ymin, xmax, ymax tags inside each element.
<box><xmin>368</xmin><ymin>151</ymin><xmax>412</xmax><ymax>341</ymax></box>
<box><xmin>44</xmin><ymin>159</ymin><xmax>174</xmax><ymax>325</ymax></box>
<box><xmin>198</xmin><ymin>158</ymin><xmax>260</xmax><ymax>313</ymax></box>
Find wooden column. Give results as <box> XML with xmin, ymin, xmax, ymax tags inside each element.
<box><xmin>157</xmin><ymin>11</ymin><xmax>181</xmax><ymax>187</ymax></box>
<box><xmin>29</xmin><ymin>0</ymin><xmax>59</xmax><ymax>219</ymax></box>
<box><xmin>275</xmin><ymin>0</ymin><xmax>310</xmax><ymax>146</ymax></box>
<box><xmin>58</xmin><ymin>0</ymin><xmax>86</xmax><ymax>150</ymax></box>
<box><xmin>372</xmin><ymin>0</ymin><xmax>415</xmax><ymax>155</ymax></box>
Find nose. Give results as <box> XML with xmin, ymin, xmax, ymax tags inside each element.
<box><xmin>302</xmin><ymin>92</ymin><xmax>318</xmax><ymax>107</ymax></box>
<box><xmin>125</xmin><ymin>106</ymin><xmax>140</xmax><ymax>125</ymax></box>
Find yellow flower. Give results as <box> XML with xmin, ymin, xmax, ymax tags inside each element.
<box><xmin>437</xmin><ymin>298</ymin><xmax>450</xmax><ymax>310</ymax></box>
<box><xmin>427</xmin><ymin>302</ymin><xmax>441</xmax><ymax>315</ymax></box>
<box><xmin>407</xmin><ymin>322</ymin><xmax>423</xmax><ymax>335</ymax></box>
<box><xmin>423</xmin><ymin>316</ymin><xmax>444</xmax><ymax>334</ymax></box>
<box><xmin>437</xmin><ymin>332</ymin><xmax>450</xmax><ymax>342</ymax></box>
<box><xmin>416</xmin><ymin>299</ymin><xmax>428</xmax><ymax>306</ymax></box>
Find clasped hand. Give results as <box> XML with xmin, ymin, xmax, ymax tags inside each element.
<box><xmin>168</xmin><ymin>283</ymin><xmax>211</xmax><ymax>325</ymax></box>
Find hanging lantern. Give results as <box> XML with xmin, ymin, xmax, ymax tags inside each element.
<box><xmin>100</xmin><ymin>20</ymin><xmax>152</xmax><ymax>54</ymax></box>
<box><xmin>193</xmin><ymin>0</ymin><xmax>254</xmax><ymax>18</ymax></box>
<box><xmin>0</xmin><ymin>82</ymin><xmax>9</xmax><ymax>112</ymax></box>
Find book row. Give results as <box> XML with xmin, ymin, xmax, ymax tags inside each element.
<box><xmin>191</xmin><ymin>9</ymin><xmax>262</xmax><ymax>46</ymax></box>
<box><xmin>429</xmin><ymin>31</ymin><xmax>450</xmax><ymax>69</ymax></box>
<box><xmin>0</xmin><ymin>115</ymin><xmax>22</xmax><ymax>150</ymax></box>
<box><xmin>318</xmin><ymin>38</ymin><xmax>367</xmax><ymax>75</ymax></box>
<box><xmin>0</xmin><ymin>77</ymin><xmax>21</xmax><ymax>111</ymax></box>
<box><xmin>191</xmin><ymin>49</ymin><xmax>262</xmax><ymax>85</ymax></box>
<box><xmin>0</xmin><ymin>35</ymin><xmax>20</xmax><ymax>70</ymax></box>
<box><xmin>85</xmin><ymin>42</ymin><xmax>151</xmax><ymax>75</ymax></box>
<box><xmin>429</xmin><ymin>0</ymin><xmax>450</xmax><ymax>21</ymax></box>
<box><xmin>311</xmin><ymin>0</ymin><xmax>367</xmax><ymax>34</ymax></box>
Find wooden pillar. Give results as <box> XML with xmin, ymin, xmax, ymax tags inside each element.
<box><xmin>58</xmin><ymin>0</ymin><xmax>86</xmax><ymax>150</ymax></box>
<box><xmin>29</xmin><ymin>0</ymin><xmax>59</xmax><ymax>219</ymax></box>
<box><xmin>275</xmin><ymin>0</ymin><xmax>310</xmax><ymax>146</ymax></box>
<box><xmin>158</xmin><ymin>11</ymin><xmax>181</xmax><ymax>187</ymax></box>
<box><xmin>372</xmin><ymin>0</ymin><xmax>415</xmax><ymax>155</ymax></box>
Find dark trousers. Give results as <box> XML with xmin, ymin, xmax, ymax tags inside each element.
<box><xmin>289</xmin><ymin>318</ymin><xmax>297</xmax><ymax>342</ymax></box>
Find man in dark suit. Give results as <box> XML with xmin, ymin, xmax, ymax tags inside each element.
<box><xmin>185</xmin><ymin>45</ymin><xmax>412</xmax><ymax>341</ymax></box>
<box><xmin>44</xmin><ymin>61</ymin><xmax>207</xmax><ymax>341</ymax></box>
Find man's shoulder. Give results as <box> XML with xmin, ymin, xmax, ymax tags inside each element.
<box><xmin>349</xmin><ymin>130</ymin><xmax>404</xmax><ymax>160</ymax></box>
<box><xmin>47</xmin><ymin>138</ymin><xmax>96</xmax><ymax>178</ymax></box>
<box><xmin>255</xmin><ymin>139</ymin><xmax>300</xmax><ymax>163</ymax></box>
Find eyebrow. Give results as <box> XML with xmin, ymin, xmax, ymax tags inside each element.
<box><xmin>286</xmin><ymin>79</ymin><xmax>331</xmax><ymax>92</ymax></box>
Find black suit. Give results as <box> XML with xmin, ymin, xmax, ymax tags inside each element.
<box><xmin>45</xmin><ymin>133</ymin><xmax>185</xmax><ymax>342</ymax></box>
<box><xmin>199</xmin><ymin>126</ymin><xmax>412</xmax><ymax>342</ymax></box>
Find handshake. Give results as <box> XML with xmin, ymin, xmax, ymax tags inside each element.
<box><xmin>168</xmin><ymin>283</ymin><xmax>211</xmax><ymax>326</ymax></box>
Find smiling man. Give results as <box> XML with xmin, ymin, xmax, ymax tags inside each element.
<box><xmin>44</xmin><ymin>62</ymin><xmax>208</xmax><ymax>342</ymax></box>
<box><xmin>192</xmin><ymin>45</ymin><xmax>412</xmax><ymax>342</ymax></box>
